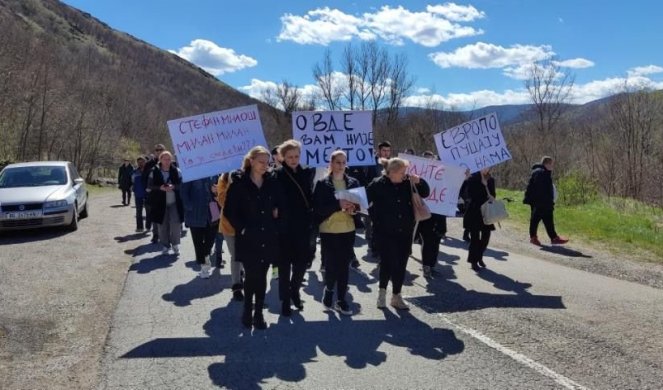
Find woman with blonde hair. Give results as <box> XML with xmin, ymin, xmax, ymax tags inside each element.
<box><xmin>367</xmin><ymin>157</ymin><xmax>429</xmax><ymax>310</ymax></box>
<box><xmin>312</xmin><ymin>150</ymin><xmax>360</xmax><ymax>316</ymax></box>
<box><xmin>217</xmin><ymin>172</ymin><xmax>243</xmax><ymax>299</ymax></box>
<box><xmin>147</xmin><ymin>151</ymin><xmax>184</xmax><ymax>255</ymax></box>
<box><xmin>224</xmin><ymin>146</ymin><xmax>286</xmax><ymax>329</ymax></box>
<box><xmin>274</xmin><ymin>139</ymin><xmax>315</xmax><ymax>316</ymax></box>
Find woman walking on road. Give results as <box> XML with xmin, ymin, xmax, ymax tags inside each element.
<box><xmin>313</xmin><ymin>150</ymin><xmax>360</xmax><ymax>316</ymax></box>
<box><xmin>367</xmin><ymin>157</ymin><xmax>429</xmax><ymax>310</ymax></box>
<box><xmin>463</xmin><ymin>168</ymin><xmax>496</xmax><ymax>271</ymax></box>
<box><xmin>180</xmin><ymin>176</ymin><xmax>218</xmax><ymax>278</ymax></box>
<box><xmin>274</xmin><ymin>140</ymin><xmax>315</xmax><ymax>316</ymax></box>
<box><xmin>147</xmin><ymin>151</ymin><xmax>184</xmax><ymax>256</ymax></box>
<box><xmin>224</xmin><ymin>146</ymin><xmax>286</xmax><ymax>330</ymax></box>
<box><xmin>217</xmin><ymin>172</ymin><xmax>244</xmax><ymax>301</ymax></box>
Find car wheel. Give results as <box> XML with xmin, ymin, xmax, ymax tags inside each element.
<box><xmin>68</xmin><ymin>204</ymin><xmax>79</xmax><ymax>231</ymax></box>
<box><xmin>80</xmin><ymin>200</ymin><xmax>88</xmax><ymax>219</ymax></box>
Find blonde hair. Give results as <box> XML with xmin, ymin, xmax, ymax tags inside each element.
<box><xmin>278</xmin><ymin>139</ymin><xmax>301</xmax><ymax>158</ymax></box>
<box><xmin>241</xmin><ymin>146</ymin><xmax>271</xmax><ymax>172</ymax></box>
<box><xmin>159</xmin><ymin>151</ymin><xmax>173</xmax><ymax>161</ymax></box>
<box><xmin>379</xmin><ymin>157</ymin><xmax>408</xmax><ymax>176</ymax></box>
<box><xmin>327</xmin><ymin>150</ymin><xmax>347</xmax><ymax>174</ymax></box>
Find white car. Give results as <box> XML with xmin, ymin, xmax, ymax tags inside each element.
<box><xmin>0</xmin><ymin>161</ymin><xmax>88</xmax><ymax>231</ymax></box>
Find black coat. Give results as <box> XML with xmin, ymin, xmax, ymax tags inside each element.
<box><xmin>118</xmin><ymin>164</ymin><xmax>134</xmax><ymax>190</ymax></box>
<box><xmin>147</xmin><ymin>164</ymin><xmax>184</xmax><ymax>224</ymax></box>
<box><xmin>523</xmin><ymin>164</ymin><xmax>554</xmax><ymax>208</ymax></box>
<box><xmin>462</xmin><ymin>172</ymin><xmax>496</xmax><ymax>231</ymax></box>
<box><xmin>366</xmin><ymin>175</ymin><xmax>430</xmax><ymax>241</ymax></box>
<box><xmin>312</xmin><ymin>174</ymin><xmax>360</xmax><ymax>226</ymax></box>
<box><xmin>224</xmin><ymin>169</ymin><xmax>286</xmax><ymax>266</ymax></box>
<box><xmin>274</xmin><ymin>164</ymin><xmax>314</xmax><ymax>232</ymax></box>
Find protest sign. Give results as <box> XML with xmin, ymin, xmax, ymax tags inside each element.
<box><xmin>167</xmin><ymin>104</ymin><xmax>268</xmax><ymax>182</ymax></box>
<box><xmin>433</xmin><ymin>112</ymin><xmax>511</xmax><ymax>173</ymax></box>
<box><xmin>398</xmin><ymin>153</ymin><xmax>467</xmax><ymax>217</ymax></box>
<box><xmin>292</xmin><ymin>110</ymin><xmax>373</xmax><ymax>168</ymax></box>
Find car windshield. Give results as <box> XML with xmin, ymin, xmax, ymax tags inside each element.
<box><xmin>0</xmin><ymin>166</ymin><xmax>68</xmax><ymax>188</ymax></box>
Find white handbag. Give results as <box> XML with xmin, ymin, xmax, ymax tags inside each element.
<box><xmin>480</xmin><ymin>185</ymin><xmax>508</xmax><ymax>225</ymax></box>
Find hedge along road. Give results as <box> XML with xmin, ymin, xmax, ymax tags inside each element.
<box><xmin>0</xmin><ymin>188</ymin><xmax>136</xmax><ymax>390</ymax></box>
<box><xmin>2</xmin><ymin>189</ymin><xmax>663</xmax><ymax>389</ymax></box>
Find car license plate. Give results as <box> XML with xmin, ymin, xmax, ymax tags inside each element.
<box><xmin>4</xmin><ymin>211</ymin><xmax>42</xmax><ymax>219</ymax></box>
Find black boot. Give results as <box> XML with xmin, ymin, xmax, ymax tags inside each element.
<box><xmin>292</xmin><ymin>293</ymin><xmax>304</xmax><ymax>311</ymax></box>
<box><xmin>232</xmin><ymin>284</ymin><xmax>244</xmax><ymax>301</ymax></box>
<box><xmin>281</xmin><ymin>301</ymin><xmax>292</xmax><ymax>316</ymax></box>
<box><xmin>253</xmin><ymin>309</ymin><xmax>267</xmax><ymax>329</ymax></box>
<box><xmin>241</xmin><ymin>306</ymin><xmax>252</xmax><ymax>328</ymax></box>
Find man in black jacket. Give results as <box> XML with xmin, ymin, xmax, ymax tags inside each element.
<box><xmin>524</xmin><ymin>156</ymin><xmax>568</xmax><ymax>245</ymax></box>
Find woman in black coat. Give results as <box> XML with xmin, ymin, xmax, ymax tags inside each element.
<box><xmin>463</xmin><ymin>168</ymin><xmax>496</xmax><ymax>271</ymax></box>
<box><xmin>274</xmin><ymin>140</ymin><xmax>315</xmax><ymax>316</ymax></box>
<box><xmin>312</xmin><ymin>150</ymin><xmax>360</xmax><ymax>316</ymax></box>
<box><xmin>147</xmin><ymin>151</ymin><xmax>184</xmax><ymax>256</ymax></box>
<box><xmin>367</xmin><ymin>157</ymin><xmax>429</xmax><ymax>310</ymax></box>
<box><xmin>416</xmin><ymin>151</ymin><xmax>447</xmax><ymax>278</ymax></box>
<box><xmin>224</xmin><ymin>146</ymin><xmax>286</xmax><ymax>330</ymax></box>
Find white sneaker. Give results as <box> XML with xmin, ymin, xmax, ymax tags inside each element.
<box><xmin>198</xmin><ymin>264</ymin><xmax>211</xmax><ymax>279</ymax></box>
<box><xmin>204</xmin><ymin>255</ymin><xmax>212</xmax><ymax>266</ymax></box>
<box><xmin>161</xmin><ymin>247</ymin><xmax>169</xmax><ymax>255</ymax></box>
<box><xmin>377</xmin><ymin>288</ymin><xmax>387</xmax><ymax>308</ymax></box>
<box><xmin>390</xmin><ymin>293</ymin><xmax>410</xmax><ymax>310</ymax></box>
<box><xmin>173</xmin><ymin>245</ymin><xmax>180</xmax><ymax>255</ymax></box>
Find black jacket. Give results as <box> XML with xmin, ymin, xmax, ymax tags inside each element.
<box><xmin>147</xmin><ymin>164</ymin><xmax>184</xmax><ymax>224</ymax></box>
<box><xmin>312</xmin><ymin>174</ymin><xmax>360</xmax><ymax>227</ymax></box>
<box><xmin>224</xmin><ymin>169</ymin><xmax>286</xmax><ymax>266</ymax></box>
<box><xmin>462</xmin><ymin>172</ymin><xmax>496</xmax><ymax>231</ymax></box>
<box><xmin>275</xmin><ymin>164</ymin><xmax>315</xmax><ymax>232</ymax></box>
<box><xmin>523</xmin><ymin>164</ymin><xmax>554</xmax><ymax>207</ymax></box>
<box><xmin>118</xmin><ymin>164</ymin><xmax>134</xmax><ymax>190</ymax></box>
<box><xmin>367</xmin><ymin>175</ymin><xmax>430</xmax><ymax>240</ymax></box>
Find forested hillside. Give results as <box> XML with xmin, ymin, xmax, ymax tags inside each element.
<box><xmin>0</xmin><ymin>0</ymin><xmax>287</xmax><ymax>180</ymax></box>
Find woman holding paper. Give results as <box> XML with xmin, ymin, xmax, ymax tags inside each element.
<box><xmin>417</xmin><ymin>151</ymin><xmax>447</xmax><ymax>278</ymax></box>
<box><xmin>180</xmin><ymin>176</ymin><xmax>219</xmax><ymax>279</ymax></box>
<box><xmin>367</xmin><ymin>157</ymin><xmax>429</xmax><ymax>310</ymax></box>
<box><xmin>274</xmin><ymin>140</ymin><xmax>315</xmax><ymax>316</ymax></box>
<box><xmin>312</xmin><ymin>150</ymin><xmax>360</xmax><ymax>316</ymax></box>
<box><xmin>224</xmin><ymin>146</ymin><xmax>286</xmax><ymax>330</ymax></box>
<box><xmin>463</xmin><ymin>168</ymin><xmax>496</xmax><ymax>271</ymax></box>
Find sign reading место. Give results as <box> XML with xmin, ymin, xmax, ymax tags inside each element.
<box><xmin>434</xmin><ymin>112</ymin><xmax>511</xmax><ymax>173</ymax></box>
<box><xmin>292</xmin><ymin>110</ymin><xmax>374</xmax><ymax>168</ymax></box>
<box><xmin>399</xmin><ymin>153</ymin><xmax>467</xmax><ymax>217</ymax></box>
<box><xmin>167</xmin><ymin>104</ymin><xmax>268</xmax><ymax>182</ymax></box>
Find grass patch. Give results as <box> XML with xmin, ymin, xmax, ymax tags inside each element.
<box><xmin>499</xmin><ymin>189</ymin><xmax>663</xmax><ymax>263</ymax></box>
<box><xmin>86</xmin><ymin>184</ymin><xmax>115</xmax><ymax>196</ymax></box>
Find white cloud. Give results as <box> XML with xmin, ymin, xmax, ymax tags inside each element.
<box><xmin>239</xmin><ymin>79</ymin><xmax>321</xmax><ymax>110</ymax></box>
<box><xmin>429</xmin><ymin>42</ymin><xmax>554</xmax><ymax>69</ymax></box>
<box><xmin>554</xmin><ymin>58</ymin><xmax>594</xmax><ymax>68</ymax></box>
<box><xmin>277</xmin><ymin>4</ymin><xmax>484</xmax><ymax>47</ymax></box>
<box><xmin>627</xmin><ymin>65</ymin><xmax>663</xmax><ymax>77</ymax></box>
<box><xmin>170</xmin><ymin>39</ymin><xmax>257</xmax><ymax>76</ymax></box>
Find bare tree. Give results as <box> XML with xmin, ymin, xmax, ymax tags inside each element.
<box><xmin>312</xmin><ymin>49</ymin><xmax>341</xmax><ymax>110</ymax></box>
<box><xmin>385</xmin><ymin>52</ymin><xmax>415</xmax><ymax>128</ymax></box>
<box><xmin>341</xmin><ymin>44</ymin><xmax>357</xmax><ymax>110</ymax></box>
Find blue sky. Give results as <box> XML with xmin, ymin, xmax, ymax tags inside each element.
<box><xmin>62</xmin><ymin>0</ymin><xmax>663</xmax><ymax>110</ymax></box>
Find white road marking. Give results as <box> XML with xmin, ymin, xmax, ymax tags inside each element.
<box><xmin>438</xmin><ymin>313</ymin><xmax>589</xmax><ymax>390</ymax></box>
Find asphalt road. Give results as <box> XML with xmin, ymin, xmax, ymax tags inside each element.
<box><xmin>99</xmin><ymin>209</ymin><xmax>663</xmax><ymax>389</ymax></box>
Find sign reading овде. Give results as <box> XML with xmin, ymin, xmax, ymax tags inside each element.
<box><xmin>292</xmin><ymin>110</ymin><xmax>374</xmax><ymax>168</ymax></box>
<box><xmin>399</xmin><ymin>153</ymin><xmax>467</xmax><ymax>217</ymax></box>
<box><xmin>434</xmin><ymin>112</ymin><xmax>511</xmax><ymax>173</ymax></box>
<box><xmin>167</xmin><ymin>104</ymin><xmax>268</xmax><ymax>182</ymax></box>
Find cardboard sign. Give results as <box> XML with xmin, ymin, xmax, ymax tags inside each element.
<box><xmin>399</xmin><ymin>153</ymin><xmax>467</xmax><ymax>217</ymax></box>
<box><xmin>292</xmin><ymin>110</ymin><xmax>373</xmax><ymax>168</ymax></box>
<box><xmin>167</xmin><ymin>105</ymin><xmax>268</xmax><ymax>182</ymax></box>
<box><xmin>434</xmin><ymin>112</ymin><xmax>511</xmax><ymax>173</ymax></box>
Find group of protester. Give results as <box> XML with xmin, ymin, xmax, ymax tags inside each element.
<box><xmin>119</xmin><ymin>139</ymin><xmax>567</xmax><ymax>330</ymax></box>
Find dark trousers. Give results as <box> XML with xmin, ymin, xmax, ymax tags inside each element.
<box><xmin>529</xmin><ymin>205</ymin><xmax>558</xmax><ymax>239</ymax></box>
<box><xmin>468</xmin><ymin>229</ymin><xmax>491</xmax><ymax>265</ymax></box>
<box><xmin>279</xmin><ymin>232</ymin><xmax>310</xmax><ymax>303</ymax></box>
<box><xmin>144</xmin><ymin>203</ymin><xmax>157</xmax><ymax>237</ymax></box>
<box><xmin>418</xmin><ymin>219</ymin><xmax>442</xmax><ymax>267</ymax></box>
<box><xmin>243</xmin><ymin>262</ymin><xmax>270</xmax><ymax>312</ymax></box>
<box><xmin>320</xmin><ymin>232</ymin><xmax>355</xmax><ymax>301</ymax></box>
<box><xmin>135</xmin><ymin>196</ymin><xmax>145</xmax><ymax>230</ymax></box>
<box><xmin>121</xmin><ymin>189</ymin><xmax>131</xmax><ymax>205</ymax></box>
<box><xmin>378</xmin><ymin>233</ymin><xmax>411</xmax><ymax>294</ymax></box>
<box><xmin>190</xmin><ymin>225</ymin><xmax>216</xmax><ymax>264</ymax></box>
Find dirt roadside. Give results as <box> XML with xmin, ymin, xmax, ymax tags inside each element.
<box><xmin>0</xmin><ymin>190</ymin><xmax>661</xmax><ymax>389</ymax></box>
<box><xmin>0</xmin><ymin>189</ymin><xmax>136</xmax><ymax>390</ymax></box>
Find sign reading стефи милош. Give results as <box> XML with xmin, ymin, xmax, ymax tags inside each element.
<box><xmin>434</xmin><ymin>112</ymin><xmax>511</xmax><ymax>173</ymax></box>
<box><xmin>167</xmin><ymin>104</ymin><xmax>268</xmax><ymax>182</ymax></box>
<box><xmin>292</xmin><ymin>110</ymin><xmax>374</xmax><ymax>168</ymax></box>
